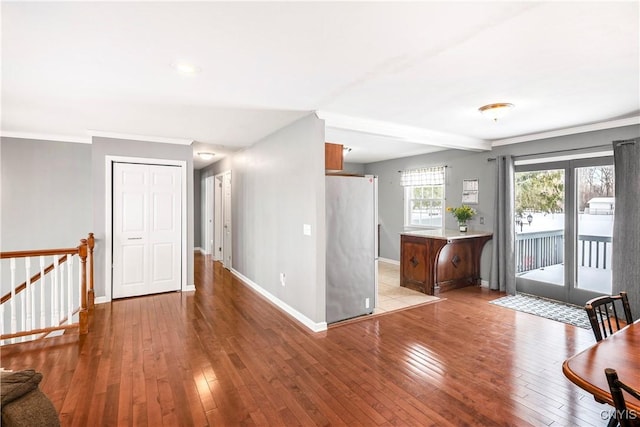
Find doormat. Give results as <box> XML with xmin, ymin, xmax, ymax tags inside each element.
<box><xmin>489</xmin><ymin>293</ymin><xmax>591</xmax><ymax>329</ymax></box>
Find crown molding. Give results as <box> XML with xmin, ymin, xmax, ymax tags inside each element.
<box><xmin>0</xmin><ymin>131</ymin><xmax>91</xmax><ymax>144</ymax></box>
<box><xmin>87</xmin><ymin>130</ymin><xmax>193</xmax><ymax>145</ymax></box>
<box><xmin>491</xmin><ymin>116</ymin><xmax>640</xmax><ymax>147</ymax></box>
<box><xmin>316</xmin><ymin>111</ymin><xmax>491</xmax><ymax>151</ymax></box>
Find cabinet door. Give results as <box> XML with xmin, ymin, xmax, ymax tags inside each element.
<box><xmin>437</xmin><ymin>243</ymin><xmax>474</xmax><ymax>282</ymax></box>
<box><xmin>402</xmin><ymin>241</ymin><xmax>428</xmax><ymax>290</ymax></box>
<box><xmin>325</xmin><ymin>142</ymin><xmax>343</xmax><ymax>171</ymax></box>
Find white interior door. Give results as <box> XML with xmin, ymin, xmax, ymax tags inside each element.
<box><xmin>205</xmin><ymin>176</ymin><xmax>214</xmax><ymax>255</ymax></box>
<box><xmin>113</xmin><ymin>163</ymin><xmax>182</xmax><ymax>298</ymax></box>
<box><xmin>222</xmin><ymin>171</ymin><xmax>232</xmax><ymax>269</ymax></box>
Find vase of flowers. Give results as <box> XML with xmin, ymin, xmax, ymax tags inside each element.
<box><xmin>447</xmin><ymin>205</ymin><xmax>476</xmax><ymax>232</ymax></box>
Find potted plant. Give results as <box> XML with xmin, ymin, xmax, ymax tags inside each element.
<box><xmin>447</xmin><ymin>205</ymin><xmax>476</xmax><ymax>232</ymax></box>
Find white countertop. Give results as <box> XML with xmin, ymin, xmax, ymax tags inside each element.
<box><xmin>401</xmin><ymin>228</ymin><xmax>493</xmax><ymax>240</ymax></box>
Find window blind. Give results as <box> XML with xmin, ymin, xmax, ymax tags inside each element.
<box><xmin>400</xmin><ymin>166</ymin><xmax>445</xmax><ymax>186</ymax></box>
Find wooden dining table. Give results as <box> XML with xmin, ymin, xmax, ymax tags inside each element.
<box><xmin>562</xmin><ymin>319</ymin><xmax>640</xmax><ymax>411</ymax></box>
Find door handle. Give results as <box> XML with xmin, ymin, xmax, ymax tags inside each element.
<box><xmin>127</xmin><ymin>237</ymin><xmax>143</xmax><ymax>240</ymax></box>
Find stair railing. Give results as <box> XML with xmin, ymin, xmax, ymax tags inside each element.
<box><xmin>0</xmin><ymin>233</ymin><xmax>95</xmax><ymax>344</ymax></box>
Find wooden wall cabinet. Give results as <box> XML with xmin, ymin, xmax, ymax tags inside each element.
<box><xmin>400</xmin><ymin>230</ymin><xmax>492</xmax><ymax>296</ymax></box>
<box><xmin>325</xmin><ymin>142</ymin><xmax>343</xmax><ymax>171</ymax></box>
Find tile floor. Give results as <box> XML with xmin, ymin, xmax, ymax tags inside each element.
<box><xmin>375</xmin><ymin>261</ymin><xmax>439</xmax><ymax>314</ymax></box>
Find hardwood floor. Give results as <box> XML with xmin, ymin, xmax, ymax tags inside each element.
<box><xmin>1</xmin><ymin>253</ymin><xmax>610</xmax><ymax>426</ymax></box>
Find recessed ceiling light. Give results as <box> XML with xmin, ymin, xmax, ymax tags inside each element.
<box><xmin>172</xmin><ymin>61</ymin><xmax>201</xmax><ymax>75</ymax></box>
<box><xmin>198</xmin><ymin>152</ymin><xmax>215</xmax><ymax>160</ymax></box>
<box><xmin>478</xmin><ymin>103</ymin><xmax>514</xmax><ymax>122</ymax></box>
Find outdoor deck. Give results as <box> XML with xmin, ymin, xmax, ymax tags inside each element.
<box><xmin>517</xmin><ymin>264</ymin><xmax>612</xmax><ymax>294</ymax></box>
<box><xmin>515</xmin><ymin>212</ymin><xmax>613</xmax><ymax>296</ymax></box>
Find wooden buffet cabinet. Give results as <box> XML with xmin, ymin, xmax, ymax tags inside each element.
<box><xmin>400</xmin><ymin>229</ymin><xmax>492</xmax><ymax>296</ymax></box>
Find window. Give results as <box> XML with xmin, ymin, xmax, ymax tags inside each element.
<box><xmin>401</xmin><ymin>166</ymin><xmax>445</xmax><ymax>228</ymax></box>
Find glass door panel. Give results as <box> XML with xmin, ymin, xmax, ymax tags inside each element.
<box><xmin>515</xmin><ymin>169</ymin><xmax>566</xmax><ymax>300</ymax></box>
<box><xmin>576</xmin><ymin>165</ymin><xmax>614</xmax><ymax>294</ymax></box>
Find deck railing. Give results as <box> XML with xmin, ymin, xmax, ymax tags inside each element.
<box><xmin>515</xmin><ymin>229</ymin><xmax>564</xmax><ymax>273</ymax></box>
<box><xmin>0</xmin><ymin>234</ymin><xmax>94</xmax><ymax>344</ymax></box>
<box><xmin>515</xmin><ymin>229</ymin><xmax>612</xmax><ymax>273</ymax></box>
<box><xmin>578</xmin><ymin>234</ymin><xmax>612</xmax><ymax>269</ymax></box>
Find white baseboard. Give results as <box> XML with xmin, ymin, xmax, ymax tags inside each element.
<box><xmin>379</xmin><ymin>257</ymin><xmax>400</xmax><ymax>266</ymax></box>
<box><xmin>94</xmin><ymin>282</ymin><xmax>196</xmax><ymax>304</ymax></box>
<box><xmin>194</xmin><ymin>247</ymin><xmax>205</xmax><ymax>254</ymax></box>
<box><xmin>480</xmin><ymin>280</ymin><xmax>489</xmax><ymax>288</ymax></box>
<box><xmin>94</xmin><ymin>296</ymin><xmax>109</xmax><ymax>305</ymax></box>
<box><xmin>230</xmin><ymin>268</ymin><xmax>328</xmax><ymax>333</ymax></box>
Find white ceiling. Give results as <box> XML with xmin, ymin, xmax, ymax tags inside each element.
<box><xmin>2</xmin><ymin>2</ymin><xmax>639</xmax><ymax>168</ymax></box>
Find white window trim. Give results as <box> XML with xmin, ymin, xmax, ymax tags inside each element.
<box><xmin>401</xmin><ymin>166</ymin><xmax>446</xmax><ymax>229</ymax></box>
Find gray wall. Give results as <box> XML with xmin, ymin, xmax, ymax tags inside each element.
<box><xmin>199</xmin><ymin>114</ymin><xmax>327</xmax><ymax>324</ymax></box>
<box><xmin>199</xmin><ymin>157</ymin><xmax>232</xmax><ymax>254</ymax></box>
<box><xmin>194</xmin><ymin>169</ymin><xmax>201</xmax><ymax>249</ymax></box>
<box><xmin>91</xmin><ymin>137</ymin><xmax>195</xmax><ymax>298</ymax></box>
<box><xmin>0</xmin><ymin>137</ymin><xmax>92</xmax><ymax>251</ymax></box>
<box><xmin>342</xmin><ymin>162</ymin><xmax>366</xmax><ymax>175</ymax></box>
<box><xmin>365</xmin><ymin>124</ymin><xmax>640</xmax><ymax>282</ymax></box>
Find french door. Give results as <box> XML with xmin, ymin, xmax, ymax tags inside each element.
<box><xmin>515</xmin><ymin>156</ymin><xmax>614</xmax><ymax>305</ymax></box>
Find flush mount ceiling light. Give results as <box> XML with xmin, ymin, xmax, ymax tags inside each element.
<box><xmin>172</xmin><ymin>61</ymin><xmax>201</xmax><ymax>75</ymax></box>
<box><xmin>478</xmin><ymin>103</ymin><xmax>514</xmax><ymax>122</ymax></box>
<box><xmin>198</xmin><ymin>152</ymin><xmax>215</xmax><ymax>160</ymax></box>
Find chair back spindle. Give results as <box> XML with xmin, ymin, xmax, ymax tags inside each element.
<box><xmin>585</xmin><ymin>292</ymin><xmax>633</xmax><ymax>342</ymax></box>
<box><xmin>605</xmin><ymin>368</ymin><xmax>640</xmax><ymax>427</ymax></box>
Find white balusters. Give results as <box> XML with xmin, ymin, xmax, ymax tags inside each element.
<box><xmin>10</xmin><ymin>258</ymin><xmax>17</xmax><ymax>342</ymax></box>
<box><xmin>1</xmin><ymin>237</ymin><xmax>93</xmax><ymax>343</ymax></box>
<box><xmin>67</xmin><ymin>255</ymin><xmax>73</xmax><ymax>324</ymax></box>
<box><xmin>26</xmin><ymin>257</ymin><xmax>35</xmax><ymax>332</ymax></box>
<box><xmin>52</xmin><ymin>256</ymin><xmax>59</xmax><ymax>326</ymax></box>
<box><xmin>0</xmin><ymin>301</ymin><xmax>4</xmax><ymax>345</ymax></box>
<box><xmin>78</xmin><ymin>253</ymin><xmax>83</xmax><ymax>309</ymax></box>
<box><xmin>59</xmin><ymin>260</ymin><xmax>65</xmax><ymax>325</ymax></box>
<box><xmin>40</xmin><ymin>256</ymin><xmax>46</xmax><ymax>329</ymax></box>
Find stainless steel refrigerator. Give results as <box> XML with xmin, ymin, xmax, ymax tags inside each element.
<box><xmin>326</xmin><ymin>175</ymin><xmax>378</xmax><ymax>324</ymax></box>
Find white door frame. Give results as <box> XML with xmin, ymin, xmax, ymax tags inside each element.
<box><xmin>214</xmin><ymin>174</ymin><xmax>223</xmax><ymax>261</ymax></box>
<box><xmin>204</xmin><ymin>176</ymin><xmax>214</xmax><ymax>255</ymax></box>
<box><xmin>222</xmin><ymin>170</ymin><xmax>232</xmax><ymax>269</ymax></box>
<box><xmin>104</xmin><ymin>155</ymin><xmax>188</xmax><ymax>303</ymax></box>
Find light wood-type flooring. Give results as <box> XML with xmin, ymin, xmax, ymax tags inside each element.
<box><xmin>375</xmin><ymin>261</ymin><xmax>439</xmax><ymax>314</ymax></box>
<box><xmin>1</xmin><ymin>253</ymin><xmax>610</xmax><ymax>426</ymax></box>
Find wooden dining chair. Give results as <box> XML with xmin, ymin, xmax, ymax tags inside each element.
<box><xmin>605</xmin><ymin>368</ymin><xmax>640</xmax><ymax>427</ymax></box>
<box><xmin>584</xmin><ymin>292</ymin><xmax>633</xmax><ymax>342</ymax></box>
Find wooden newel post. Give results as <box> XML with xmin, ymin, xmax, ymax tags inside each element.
<box><xmin>88</xmin><ymin>233</ymin><xmax>95</xmax><ymax>310</ymax></box>
<box><xmin>79</xmin><ymin>239</ymin><xmax>88</xmax><ymax>335</ymax></box>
